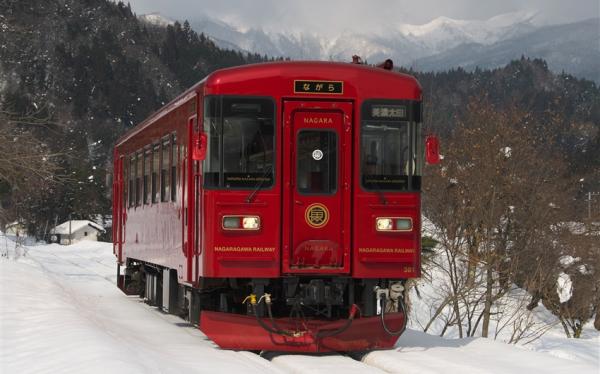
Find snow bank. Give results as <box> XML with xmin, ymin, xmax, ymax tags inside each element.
<box><xmin>0</xmin><ymin>240</ymin><xmax>283</xmax><ymax>374</ymax></box>
<box><xmin>408</xmin><ymin>229</ymin><xmax>599</xmax><ymax>370</ymax></box>
<box><xmin>363</xmin><ymin>329</ymin><xmax>597</xmax><ymax>373</ymax></box>
<box><xmin>1</xmin><ymin>237</ymin><xmax>598</xmax><ymax>373</ymax></box>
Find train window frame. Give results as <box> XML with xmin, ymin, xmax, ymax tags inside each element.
<box><xmin>359</xmin><ymin>99</ymin><xmax>422</xmax><ymax>193</ymax></box>
<box><xmin>122</xmin><ymin>157</ymin><xmax>128</xmax><ymax>210</ymax></box>
<box><xmin>171</xmin><ymin>133</ymin><xmax>178</xmax><ymax>202</ymax></box>
<box><xmin>295</xmin><ymin>129</ymin><xmax>338</xmax><ymax>196</ymax></box>
<box><xmin>128</xmin><ymin>155</ymin><xmax>135</xmax><ymax>208</ymax></box>
<box><xmin>160</xmin><ymin>136</ymin><xmax>170</xmax><ymax>202</ymax></box>
<box><xmin>202</xmin><ymin>95</ymin><xmax>277</xmax><ymax>191</ymax></box>
<box><xmin>143</xmin><ymin>147</ymin><xmax>151</xmax><ymax>205</ymax></box>
<box><xmin>152</xmin><ymin>143</ymin><xmax>160</xmax><ymax>204</ymax></box>
<box><xmin>135</xmin><ymin>151</ymin><xmax>143</xmax><ymax>207</ymax></box>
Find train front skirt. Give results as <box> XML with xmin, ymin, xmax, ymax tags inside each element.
<box><xmin>200</xmin><ymin>311</ymin><xmax>405</xmax><ymax>352</ymax></box>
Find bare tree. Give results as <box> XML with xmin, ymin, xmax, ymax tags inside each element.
<box><xmin>422</xmin><ymin>99</ymin><xmax>574</xmax><ymax>339</ymax></box>
<box><xmin>536</xmin><ymin>222</ymin><xmax>600</xmax><ymax>337</ymax></box>
<box><xmin>0</xmin><ymin>106</ymin><xmax>65</xmax><ymax>226</ymax></box>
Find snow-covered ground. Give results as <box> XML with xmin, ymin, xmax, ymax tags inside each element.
<box><xmin>1</xmin><ymin>236</ymin><xmax>598</xmax><ymax>373</ymax></box>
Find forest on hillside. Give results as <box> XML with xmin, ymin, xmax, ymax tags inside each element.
<box><xmin>0</xmin><ymin>0</ymin><xmax>272</xmax><ymax>235</ymax></box>
<box><xmin>1</xmin><ymin>0</ymin><xmax>598</xmax><ymax>234</ymax></box>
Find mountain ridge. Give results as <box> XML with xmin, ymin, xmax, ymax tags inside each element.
<box><xmin>139</xmin><ymin>12</ymin><xmax>599</xmax><ymax>82</ymax></box>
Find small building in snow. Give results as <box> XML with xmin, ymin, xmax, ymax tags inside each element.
<box><xmin>4</xmin><ymin>222</ymin><xmax>28</xmax><ymax>237</ymax></box>
<box><xmin>50</xmin><ymin>220</ymin><xmax>106</xmax><ymax>245</ymax></box>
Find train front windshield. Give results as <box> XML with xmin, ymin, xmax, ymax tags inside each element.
<box><xmin>203</xmin><ymin>97</ymin><xmax>275</xmax><ymax>189</ymax></box>
<box><xmin>361</xmin><ymin>100</ymin><xmax>422</xmax><ymax>191</ymax></box>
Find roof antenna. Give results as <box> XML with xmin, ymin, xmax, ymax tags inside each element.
<box><xmin>351</xmin><ymin>55</ymin><xmax>363</xmax><ymax>64</ymax></box>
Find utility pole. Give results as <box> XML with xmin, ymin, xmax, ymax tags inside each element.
<box><xmin>587</xmin><ymin>192</ymin><xmax>600</xmax><ymax>220</ymax></box>
<box><xmin>69</xmin><ymin>214</ymin><xmax>72</xmax><ymax>245</ymax></box>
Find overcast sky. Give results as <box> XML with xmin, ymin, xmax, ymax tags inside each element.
<box><xmin>127</xmin><ymin>0</ymin><xmax>600</xmax><ymax>35</ymax></box>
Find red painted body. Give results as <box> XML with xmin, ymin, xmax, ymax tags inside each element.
<box><xmin>200</xmin><ymin>311</ymin><xmax>405</xmax><ymax>352</ymax></box>
<box><xmin>113</xmin><ymin>61</ymin><xmax>423</xmax><ymax>352</ymax></box>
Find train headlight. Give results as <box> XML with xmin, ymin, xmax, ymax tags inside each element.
<box><xmin>376</xmin><ymin>218</ymin><xmax>393</xmax><ymax>231</ymax></box>
<box><xmin>242</xmin><ymin>216</ymin><xmax>260</xmax><ymax>230</ymax></box>
<box><xmin>222</xmin><ymin>215</ymin><xmax>261</xmax><ymax>231</ymax></box>
<box><xmin>376</xmin><ymin>217</ymin><xmax>413</xmax><ymax>231</ymax></box>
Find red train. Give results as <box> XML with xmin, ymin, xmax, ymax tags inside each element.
<box><xmin>112</xmin><ymin>60</ymin><xmax>439</xmax><ymax>352</ymax></box>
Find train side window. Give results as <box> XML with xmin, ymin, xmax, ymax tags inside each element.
<box><xmin>171</xmin><ymin>134</ymin><xmax>177</xmax><ymax>202</ymax></box>
<box><xmin>152</xmin><ymin>144</ymin><xmax>160</xmax><ymax>204</ymax></box>
<box><xmin>143</xmin><ymin>148</ymin><xmax>151</xmax><ymax>205</ymax></box>
<box><xmin>161</xmin><ymin>137</ymin><xmax>170</xmax><ymax>202</ymax></box>
<box><xmin>413</xmin><ymin>121</ymin><xmax>423</xmax><ymax>190</ymax></box>
<box><xmin>204</xmin><ymin>97</ymin><xmax>221</xmax><ymax>187</ymax></box>
<box><xmin>135</xmin><ymin>151</ymin><xmax>142</xmax><ymax>207</ymax></box>
<box><xmin>128</xmin><ymin>156</ymin><xmax>135</xmax><ymax>208</ymax></box>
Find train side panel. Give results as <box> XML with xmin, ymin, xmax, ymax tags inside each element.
<box><xmin>115</xmin><ymin>94</ymin><xmax>198</xmax><ymax>284</ymax></box>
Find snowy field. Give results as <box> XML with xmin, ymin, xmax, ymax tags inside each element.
<box><xmin>1</xmin><ymin>236</ymin><xmax>598</xmax><ymax>373</ymax></box>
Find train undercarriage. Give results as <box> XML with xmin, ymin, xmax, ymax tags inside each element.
<box><xmin>118</xmin><ymin>259</ymin><xmax>408</xmax><ymax>352</ymax></box>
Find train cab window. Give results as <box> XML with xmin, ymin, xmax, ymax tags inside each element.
<box><xmin>161</xmin><ymin>138</ymin><xmax>170</xmax><ymax>202</ymax></box>
<box><xmin>297</xmin><ymin>130</ymin><xmax>337</xmax><ymax>194</ymax></box>
<box><xmin>171</xmin><ymin>134</ymin><xmax>178</xmax><ymax>201</ymax></box>
<box><xmin>128</xmin><ymin>156</ymin><xmax>135</xmax><ymax>208</ymax></box>
<box><xmin>413</xmin><ymin>121</ymin><xmax>423</xmax><ymax>189</ymax></box>
<box><xmin>152</xmin><ymin>144</ymin><xmax>160</xmax><ymax>203</ymax></box>
<box><xmin>143</xmin><ymin>148</ymin><xmax>151</xmax><ymax>205</ymax></box>
<box><xmin>135</xmin><ymin>152</ymin><xmax>142</xmax><ymax>206</ymax></box>
<box><xmin>360</xmin><ymin>100</ymin><xmax>421</xmax><ymax>191</ymax></box>
<box><xmin>203</xmin><ymin>96</ymin><xmax>275</xmax><ymax>189</ymax></box>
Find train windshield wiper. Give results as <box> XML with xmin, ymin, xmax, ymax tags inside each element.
<box><xmin>365</xmin><ymin>176</ymin><xmax>388</xmax><ymax>205</ymax></box>
<box><xmin>374</xmin><ymin>185</ymin><xmax>388</xmax><ymax>205</ymax></box>
<box><xmin>245</xmin><ymin>169</ymin><xmax>272</xmax><ymax>203</ymax></box>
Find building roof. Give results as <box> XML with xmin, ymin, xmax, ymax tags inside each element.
<box><xmin>5</xmin><ymin>221</ymin><xmax>24</xmax><ymax>228</ymax></box>
<box><xmin>52</xmin><ymin>220</ymin><xmax>105</xmax><ymax>235</ymax></box>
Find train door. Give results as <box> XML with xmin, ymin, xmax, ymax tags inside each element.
<box><xmin>185</xmin><ymin>114</ymin><xmax>199</xmax><ymax>284</ymax></box>
<box><xmin>282</xmin><ymin>101</ymin><xmax>352</xmax><ymax>274</ymax></box>
<box><xmin>112</xmin><ymin>153</ymin><xmax>124</xmax><ymax>263</ymax></box>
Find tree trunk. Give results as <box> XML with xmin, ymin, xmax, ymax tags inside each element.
<box><xmin>424</xmin><ymin>295</ymin><xmax>453</xmax><ymax>332</ymax></box>
<box><xmin>452</xmin><ymin>298</ymin><xmax>463</xmax><ymax>338</ymax></box>
<box><xmin>466</xmin><ymin>237</ymin><xmax>478</xmax><ymax>288</ymax></box>
<box><xmin>559</xmin><ymin>316</ymin><xmax>572</xmax><ymax>338</ymax></box>
<box><xmin>527</xmin><ymin>293</ymin><xmax>541</xmax><ymax>311</ymax></box>
<box><xmin>573</xmin><ymin>322</ymin><xmax>582</xmax><ymax>338</ymax></box>
<box><xmin>481</xmin><ymin>265</ymin><xmax>494</xmax><ymax>337</ymax></box>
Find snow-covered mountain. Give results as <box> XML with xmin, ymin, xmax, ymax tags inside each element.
<box><xmin>413</xmin><ymin>18</ymin><xmax>600</xmax><ymax>82</ymax></box>
<box><xmin>139</xmin><ymin>12</ymin><xmax>174</xmax><ymax>27</ymax></box>
<box><xmin>182</xmin><ymin>12</ymin><xmax>539</xmax><ymax>61</ymax></box>
<box><xmin>140</xmin><ymin>12</ymin><xmax>599</xmax><ymax>82</ymax></box>
<box><xmin>398</xmin><ymin>12</ymin><xmax>539</xmax><ymax>52</ymax></box>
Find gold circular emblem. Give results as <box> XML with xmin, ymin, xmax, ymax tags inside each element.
<box><xmin>305</xmin><ymin>203</ymin><xmax>330</xmax><ymax>228</ymax></box>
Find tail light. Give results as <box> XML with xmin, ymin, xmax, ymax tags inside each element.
<box><xmin>222</xmin><ymin>216</ymin><xmax>261</xmax><ymax>231</ymax></box>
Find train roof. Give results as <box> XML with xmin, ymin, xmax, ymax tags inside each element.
<box><xmin>203</xmin><ymin>60</ymin><xmax>420</xmax><ymax>90</ymax></box>
<box><xmin>116</xmin><ymin>61</ymin><xmax>421</xmax><ymax>146</ymax></box>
